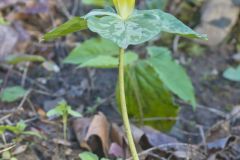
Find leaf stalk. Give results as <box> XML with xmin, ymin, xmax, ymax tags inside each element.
<box><xmin>119</xmin><ymin>48</ymin><xmax>139</xmax><ymax>160</ymax></box>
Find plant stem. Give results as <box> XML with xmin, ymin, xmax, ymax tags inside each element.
<box><xmin>63</xmin><ymin>114</ymin><xmax>67</xmax><ymax>141</ymax></box>
<box><xmin>119</xmin><ymin>48</ymin><xmax>139</xmax><ymax>160</ymax></box>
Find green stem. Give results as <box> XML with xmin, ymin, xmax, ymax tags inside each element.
<box><xmin>63</xmin><ymin>114</ymin><xmax>67</xmax><ymax>141</ymax></box>
<box><xmin>119</xmin><ymin>48</ymin><xmax>139</xmax><ymax>160</ymax></box>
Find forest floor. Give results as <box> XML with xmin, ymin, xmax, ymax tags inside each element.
<box><xmin>0</xmin><ymin>0</ymin><xmax>240</xmax><ymax>160</ymax></box>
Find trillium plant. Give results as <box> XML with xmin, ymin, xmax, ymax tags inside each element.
<box><xmin>43</xmin><ymin>0</ymin><xmax>207</xmax><ymax>159</ymax></box>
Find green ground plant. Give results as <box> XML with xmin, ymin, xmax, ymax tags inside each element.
<box><xmin>43</xmin><ymin>0</ymin><xmax>207</xmax><ymax>159</ymax></box>
<box><xmin>0</xmin><ymin>120</ymin><xmax>43</xmax><ymax>141</ymax></box>
<box><xmin>47</xmin><ymin>101</ymin><xmax>82</xmax><ymax>140</ymax></box>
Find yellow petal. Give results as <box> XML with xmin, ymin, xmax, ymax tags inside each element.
<box><xmin>113</xmin><ymin>0</ymin><xmax>135</xmax><ymax>19</ymax></box>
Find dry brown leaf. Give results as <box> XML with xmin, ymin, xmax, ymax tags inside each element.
<box><xmin>142</xmin><ymin>126</ymin><xmax>178</xmax><ymax>147</ymax></box>
<box><xmin>12</xmin><ymin>145</ymin><xmax>28</xmax><ymax>155</ymax></box>
<box><xmin>110</xmin><ymin>123</ymin><xmax>125</xmax><ymax>147</ymax></box>
<box><xmin>73</xmin><ymin>112</ymin><xmax>110</xmax><ymax>157</ymax></box>
<box><xmin>84</xmin><ymin>112</ymin><xmax>110</xmax><ymax>156</ymax></box>
<box><xmin>206</xmin><ymin>120</ymin><xmax>230</xmax><ymax>142</ymax></box>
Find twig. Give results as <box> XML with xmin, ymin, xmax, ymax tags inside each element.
<box><xmin>57</xmin><ymin>0</ymin><xmax>72</xmax><ymax>19</ymax></box>
<box><xmin>16</xmin><ymin>89</ymin><xmax>31</xmax><ymax>110</ymax></box>
<box><xmin>0</xmin><ymin>144</ymin><xmax>16</xmax><ymax>154</ymax></box>
<box><xmin>197</xmin><ymin>125</ymin><xmax>207</xmax><ymax>153</ymax></box>
<box><xmin>21</xmin><ymin>62</ymin><xmax>30</xmax><ymax>87</ymax></box>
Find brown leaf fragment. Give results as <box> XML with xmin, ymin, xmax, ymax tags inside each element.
<box><xmin>52</xmin><ymin>138</ymin><xmax>71</xmax><ymax>147</ymax></box>
<box><xmin>85</xmin><ymin>112</ymin><xmax>110</xmax><ymax>157</ymax></box>
<box><xmin>110</xmin><ymin>123</ymin><xmax>125</xmax><ymax>147</ymax></box>
<box><xmin>206</xmin><ymin>120</ymin><xmax>230</xmax><ymax>142</ymax></box>
<box><xmin>12</xmin><ymin>145</ymin><xmax>28</xmax><ymax>155</ymax></box>
<box><xmin>108</xmin><ymin>143</ymin><xmax>124</xmax><ymax>158</ymax></box>
<box><xmin>207</xmin><ymin>136</ymin><xmax>237</xmax><ymax>151</ymax></box>
<box><xmin>142</xmin><ymin>126</ymin><xmax>178</xmax><ymax>147</ymax></box>
<box><xmin>73</xmin><ymin>117</ymin><xmax>92</xmax><ymax>150</ymax></box>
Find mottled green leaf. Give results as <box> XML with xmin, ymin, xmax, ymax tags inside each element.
<box><xmin>149</xmin><ymin>10</ymin><xmax>207</xmax><ymax>39</ymax></box>
<box><xmin>146</xmin><ymin>46</ymin><xmax>196</xmax><ymax>107</ymax></box>
<box><xmin>5</xmin><ymin>54</ymin><xmax>45</xmax><ymax>65</ymax></box>
<box><xmin>223</xmin><ymin>65</ymin><xmax>240</xmax><ymax>82</ymax></box>
<box><xmin>87</xmin><ymin>10</ymin><xmax>160</xmax><ymax>48</ymax></box>
<box><xmin>64</xmin><ymin>38</ymin><xmax>138</xmax><ymax>68</ymax></box>
<box><xmin>0</xmin><ymin>86</ymin><xmax>27</xmax><ymax>103</ymax></box>
<box><xmin>86</xmin><ymin>9</ymin><xmax>207</xmax><ymax>48</ymax></box>
<box><xmin>42</xmin><ymin>17</ymin><xmax>87</xmax><ymax>41</ymax></box>
<box><xmin>117</xmin><ymin>62</ymin><xmax>179</xmax><ymax>131</ymax></box>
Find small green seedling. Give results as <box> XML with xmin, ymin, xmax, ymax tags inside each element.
<box><xmin>47</xmin><ymin>101</ymin><xmax>82</xmax><ymax>140</ymax></box>
<box><xmin>0</xmin><ymin>120</ymin><xmax>43</xmax><ymax>141</ymax></box>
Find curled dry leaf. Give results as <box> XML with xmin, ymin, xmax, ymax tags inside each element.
<box><xmin>73</xmin><ymin>112</ymin><xmax>110</xmax><ymax>157</ymax></box>
<box><xmin>141</xmin><ymin>126</ymin><xmax>178</xmax><ymax>147</ymax></box>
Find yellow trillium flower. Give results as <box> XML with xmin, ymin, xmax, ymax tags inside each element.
<box><xmin>113</xmin><ymin>0</ymin><xmax>135</xmax><ymax>20</ymax></box>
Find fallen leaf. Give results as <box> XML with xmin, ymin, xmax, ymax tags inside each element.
<box><xmin>84</xmin><ymin>112</ymin><xmax>110</xmax><ymax>157</ymax></box>
<box><xmin>207</xmin><ymin>136</ymin><xmax>237</xmax><ymax>151</ymax></box>
<box><xmin>73</xmin><ymin>113</ymin><xmax>110</xmax><ymax>157</ymax></box>
<box><xmin>12</xmin><ymin>145</ymin><xmax>28</xmax><ymax>155</ymax></box>
<box><xmin>141</xmin><ymin>126</ymin><xmax>178</xmax><ymax>147</ymax></box>
<box><xmin>108</xmin><ymin>143</ymin><xmax>124</xmax><ymax>158</ymax></box>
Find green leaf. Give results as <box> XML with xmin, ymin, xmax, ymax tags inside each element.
<box><xmin>149</xmin><ymin>10</ymin><xmax>207</xmax><ymax>39</ymax></box>
<box><xmin>47</xmin><ymin>101</ymin><xmax>82</xmax><ymax>118</ymax></box>
<box><xmin>22</xmin><ymin>131</ymin><xmax>44</xmax><ymax>139</ymax></box>
<box><xmin>146</xmin><ymin>46</ymin><xmax>196</xmax><ymax>107</ymax></box>
<box><xmin>79</xmin><ymin>152</ymin><xmax>99</xmax><ymax>160</ymax></box>
<box><xmin>87</xmin><ymin>10</ymin><xmax>160</xmax><ymax>49</ymax></box>
<box><xmin>82</xmin><ymin>0</ymin><xmax>112</xmax><ymax>7</ymax></box>
<box><xmin>16</xmin><ymin>120</ymin><xmax>27</xmax><ymax>132</ymax></box>
<box><xmin>86</xmin><ymin>9</ymin><xmax>207</xmax><ymax>48</ymax></box>
<box><xmin>42</xmin><ymin>17</ymin><xmax>88</xmax><ymax>41</ymax></box>
<box><xmin>64</xmin><ymin>38</ymin><xmax>119</xmax><ymax>64</ymax></box>
<box><xmin>64</xmin><ymin>38</ymin><xmax>139</xmax><ymax>68</ymax></box>
<box><xmin>68</xmin><ymin>108</ymin><xmax>82</xmax><ymax>117</ymax></box>
<box><xmin>5</xmin><ymin>54</ymin><xmax>45</xmax><ymax>65</ymax></box>
<box><xmin>117</xmin><ymin>62</ymin><xmax>179</xmax><ymax>131</ymax></box>
<box><xmin>0</xmin><ymin>16</ymin><xmax>8</xmax><ymax>25</ymax></box>
<box><xmin>223</xmin><ymin>65</ymin><xmax>240</xmax><ymax>82</ymax></box>
<box><xmin>0</xmin><ymin>86</ymin><xmax>28</xmax><ymax>103</ymax></box>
